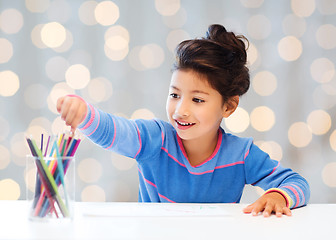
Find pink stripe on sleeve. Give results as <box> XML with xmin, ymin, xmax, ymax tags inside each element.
<box><xmin>133</xmin><ymin>124</ymin><xmax>142</xmax><ymax>159</ymax></box>
<box><xmin>106</xmin><ymin>118</ymin><xmax>117</xmax><ymax>150</ymax></box>
<box><xmin>290</xmin><ymin>184</ymin><xmax>305</xmax><ymax>206</ymax></box>
<box><xmin>87</xmin><ymin>109</ymin><xmax>100</xmax><ymax>136</ymax></box>
<box><xmin>81</xmin><ymin>104</ymin><xmax>95</xmax><ymax>130</ymax></box>
<box><xmin>283</xmin><ymin>185</ymin><xmax>300</xmax><ymax>208</ymax></box>
<box><xmin>267</xmin><ymin>161</ymin><xmax>280</xmax><ymax>177</ymax></box>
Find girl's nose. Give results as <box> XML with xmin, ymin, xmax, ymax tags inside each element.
<box><xmin>175</xmin><ymin>99</ymin><xmax>190</xmax><ymax>117</ymax></box>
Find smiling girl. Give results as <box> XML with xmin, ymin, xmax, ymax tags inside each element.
<box><xmin>57</xmin><ymin>24</ymin><xmax>310</xmax><ymax>217</ymax></box>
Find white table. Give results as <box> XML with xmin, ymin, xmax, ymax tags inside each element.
<box><xmin>0</xmin><ymin>201</ymin><xmax>334</xmax><ymax>240</ymax></box>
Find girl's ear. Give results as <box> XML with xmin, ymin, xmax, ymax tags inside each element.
<box><xmin>222</xmin><ymin>96</ymin><xmax>239</xmax><ymax>118</ymax></box>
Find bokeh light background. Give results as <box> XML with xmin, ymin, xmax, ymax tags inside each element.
<box><xmin>0</xmin><ymin>0</ymin><xmax>335</xmax><ymax>203</ymax></box>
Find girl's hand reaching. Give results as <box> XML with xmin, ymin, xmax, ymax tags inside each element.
<box><xmin>56</xmin><ymin>95</ymin><xmax>87</xmax><ymax>133</ymax></box>
<box><xmin>243</xmin><ymin>191</ymin><xmax>292</xmax><ymax>217</ymax></box>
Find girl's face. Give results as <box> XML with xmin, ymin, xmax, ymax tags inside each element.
<box><xmin>166</xmin><ymin>69</ymin><xmax>231</xmax><ymax>141</ymax></box>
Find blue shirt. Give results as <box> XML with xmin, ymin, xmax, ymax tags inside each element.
<box><xmin>79</xmin><ymin>103</ymin><xmax>310</xmax><ymax>208</ymax></box>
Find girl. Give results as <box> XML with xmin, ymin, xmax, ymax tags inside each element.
<box><xmin>57</xmin><ymin>24</ymin><xmax>310</xmax><ymax>217</ymax></box>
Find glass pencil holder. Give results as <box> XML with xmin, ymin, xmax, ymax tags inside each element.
<box><xmin>26</xmin><ymin>155</ymin><xmax>75</xmax><ymax>221</ymax></box>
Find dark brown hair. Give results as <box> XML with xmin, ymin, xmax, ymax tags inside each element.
<box><xmin>173</xmin><ymin>24</ymin><xmax>250</xmax><ymax>103</ymax></box>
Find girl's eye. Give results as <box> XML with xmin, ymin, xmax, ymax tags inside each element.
<box><xmin>193</xmin><ymin>98</ymin><xmax>205</xmax><ymax>103</ymax></box>
<box><xmin>169</xmin><ymin>93</ymin><xmax>179</xmax><ymax>98</ymax></box>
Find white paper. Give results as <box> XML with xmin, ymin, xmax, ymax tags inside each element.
<box><xmin>82</xmin><ymin>203</ymin><xmax>231</xmax><ymax>218</ymax></box>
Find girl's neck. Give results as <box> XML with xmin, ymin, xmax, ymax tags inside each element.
<box><xmin>181</xmin><ymin>130</ymin><xmax>219</xmax><ymax>167</ymax></box>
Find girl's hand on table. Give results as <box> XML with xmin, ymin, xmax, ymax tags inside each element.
<box><xmin>243</xmin><ymin>192</ymin><xmax>292</xmax><ymax>217</ymax></box>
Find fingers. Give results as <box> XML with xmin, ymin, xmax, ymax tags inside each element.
<box><xmin>70</xmin><ymin>99</ymin><xmax>87</xmax><ymax>129</ymax></box>
<box><xmin>70</xmin><ymin>127</ymin><xmax>76</xmax><ymax>136</ymax></box>
<box><xmin>274</xmin><ymin>205</ymin><xmax>292</xmax><ymax>217</ymax></box>
<box><xmin>243</xmin><ymin>203</ymin><xmax>292</xmax><ymax>217</ymax></box>
<box><xmin>243</xmin><ymin>191</ymin><xmax>293</xmax><ymax>217</ymax></box>
<box><xmin>56</xmin><ymin>96</ymin><xmax>65</xmax><ymax>113</ymax></box>
<box><xmin>242</xmin><ymin>204</ymin><xmax>253</xmax><ymax>214</ymax></box>
<box><xmin>62</xmin><ymin>100</ymin><xmax>78</xmax><ymax>127</ymax></box>
<box><xmin>262</xmin><ymin>204</ymin><xmax>274</xmax><ymax>217</ymax></box>
<box><xmin>243</xmin><ymin>201</ymin><xmax>292</xmax><ymax>217</ymax></box>
<box><xmin>251</xmin><ymin>203</ymin><xmax>266</xmax><ymax>216</ymax></box>
<box><xmin>243</xmin><ymin>203</ymin><xmax>264</xmax><ymax>216</ymax></box>
<box><xmin>57</xmin><ymin>95</ymin><xmax>87</xmax><ymax>131</ymax></box>
<box><xmin>282</xmin><ymin>207</ymin><xmax>292</xmax><ymax>217</ymax></box>
<box><xmin>60</xmin><ymin>98</ymin><xmax>72</xmax><ymax>122</ymax></box>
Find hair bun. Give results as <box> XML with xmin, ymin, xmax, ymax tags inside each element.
<box><xmin>205</xmin><ymin>24</ymin><xmax>228</xmax><ymax>41</ymax></box>
<box><xmin>205</xmin><ymin>24</ymin><xmax>248</xmax><ymax>64</ymax></box>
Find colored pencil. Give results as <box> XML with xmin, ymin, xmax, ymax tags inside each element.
<box><xmin>26</xmin><ymin>133</ymin><xmax>80</xmax><ymax>218</ymax></box>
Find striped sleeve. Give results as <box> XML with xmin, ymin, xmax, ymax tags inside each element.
<box><xmin>244</xmin><ymin>143</ymin><xmax>310</xmax><ymax>209</ymax></box>
<box><xmin>77</xmin><ymin>102</ymin><xmax>141</xmax><ymax>159</ymax></box>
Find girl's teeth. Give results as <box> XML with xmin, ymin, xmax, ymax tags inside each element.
<box><xmin>178</xmin><ymin>121</ymin><xmax>193</xmax><ymax>126</ymax></box>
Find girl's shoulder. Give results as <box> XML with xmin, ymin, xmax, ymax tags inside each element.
<box><xmin>132</xmin><ymin>118</ymin><xmax>176</xmax><ymax>143</ymax></box>
<box><xmin>132</xmin><ymin>118</ymin><xmax>173</xmax><ymax>132</ymax></box>
<box><xmin>220</xmin><ymin>128</ymin><xmax>254</xmax><ymax>156</ymax></box>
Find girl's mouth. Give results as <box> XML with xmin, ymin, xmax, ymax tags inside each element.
<box><xmin>175</xmin><ymin>120</ymin><xmax>195</xmax><ymax>130</ymax></box>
